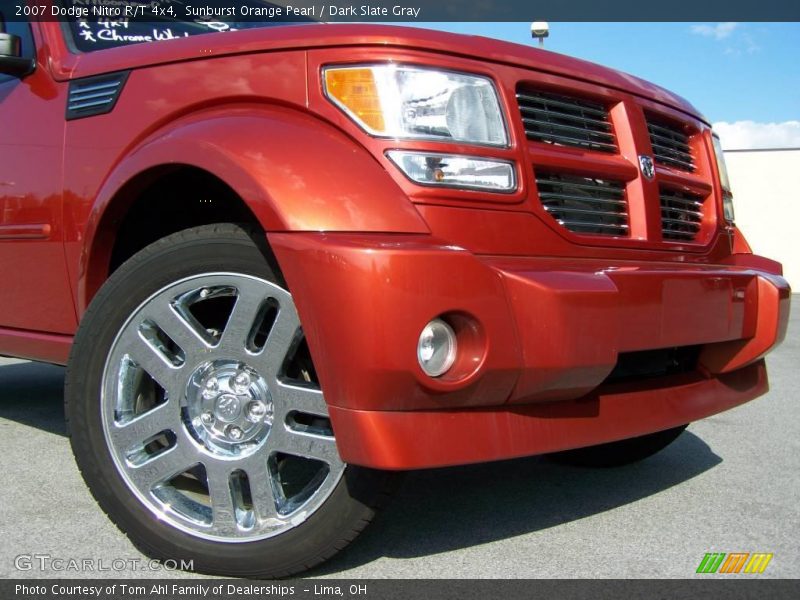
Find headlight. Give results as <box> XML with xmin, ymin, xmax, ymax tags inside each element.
<box><xmin>323</xmin><ymin>65</ymin><xmax>508</xmax><ymax>146</ymax></box>
<box><xmin>712</xmin><ymin>134</ymin><xmax>735</xmax><ymax>223</ymax></box>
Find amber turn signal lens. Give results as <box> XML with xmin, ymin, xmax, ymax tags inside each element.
<box><xmin>324</xmin><ymin>68</ymin><xmax>386</xmax><ymax>132</ymax></box>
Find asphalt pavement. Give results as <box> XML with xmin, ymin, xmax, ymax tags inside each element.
<box><xmin>1</xmin><ymin>300</ymin><xmax>797</xmax><ymax>579</ymax></box>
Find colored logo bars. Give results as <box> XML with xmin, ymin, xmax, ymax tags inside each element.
<box><xmin>696</xmin><ymin>553</ymin><xmax>773</xmax><ymax>574</ymax></box>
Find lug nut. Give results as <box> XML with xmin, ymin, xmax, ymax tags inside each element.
<box><xmin>246</xmin><ymin>401</ymin><xmax>267</xmax><ymax>422</ymax></box>
<box><xmin>202</xmin><ymin>377</ymin><xmax>218</xmax><ymax>400</ymax></box>
<box><xmin>200</xmin><ymin>411</ymin><xmax>215</xmax><ymax>425</ymax></box>
<box><xmin>233</xmin><ymin>371</ymin><xmax>251</xmax><ymax>393</ymax></box>
<box><xmin>226</xmin><ymin>425</ymin><xmax>244</xmax><ymax>441</ymax></box>
<box><xmin>200</xmin><ymin>288</ymin><xmax>210</xmax><ymax>298</ymax></box>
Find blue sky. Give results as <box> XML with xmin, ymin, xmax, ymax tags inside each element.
<box><xmin>417</xmin><ymin>22</ymin><xmax>800</xmax><ymax>149</ymax></box>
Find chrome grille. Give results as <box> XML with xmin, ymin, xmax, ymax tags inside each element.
<box><xmin>646</xmin><ymin>118</ymin><xmax>695</xmax><ymax>171</ymax></box>
<box><xmin>536</xmin><ymin>173</ymin><xmax>628</xmax><ymax>236</ymax></box>
<box><xmin>517</xmin><ymin>89</ymin><xmax>616</xmax><ymax>153</ymax></box>
<box><xmin>660</xmin><ymin>188</ymin><xmax>704</xmax><ymax>241</ymax></box>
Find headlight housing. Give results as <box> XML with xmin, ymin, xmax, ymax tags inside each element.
<box><xmin>712</xmin><ymin>134</ymin><xmax>735</xmax><ymax>223</ymax></box>
<box><xmin>323</xmin><ymin>65</ymin><xmax>508</xmax><ymax>147</ymax></box>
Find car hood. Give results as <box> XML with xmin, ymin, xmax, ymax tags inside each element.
<box><xmin>68</xmin><ymin>23</ymin><xmax>704</xmax><ymax>122</ymax></box>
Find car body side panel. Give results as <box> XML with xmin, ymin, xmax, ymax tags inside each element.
<box><xmin>0</xmin><ymin>24</ymin><xmax>76</xmax><ymax>335</ymax></box>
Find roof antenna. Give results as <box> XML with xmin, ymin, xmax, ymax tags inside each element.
<box><xmin>531</xmin><ymin>22</ymin><xmax>549</xmax><ymax>48</ymax></box>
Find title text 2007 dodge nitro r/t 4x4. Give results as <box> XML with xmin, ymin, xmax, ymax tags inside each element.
<box><xmin>0</xmin><ymin>4</ymin><xmax>790</xmax><ymax>578</ymax></box>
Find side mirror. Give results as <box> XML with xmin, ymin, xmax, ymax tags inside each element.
<box><xmin>0</xmin><ymin>14</ymin><xmax>35</xmax><ymax>78</ymax></box>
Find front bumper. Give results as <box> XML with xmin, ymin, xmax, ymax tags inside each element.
<box><xmin>269</xmin><ymin>232</ymin><xmax>790</xmax><ymax>470</ymax></box>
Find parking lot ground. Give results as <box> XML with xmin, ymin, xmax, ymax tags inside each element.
<box><xmin>1</xmin><ymin>299</ymin><xmax>798</xmax><ymax>579</ymax></box>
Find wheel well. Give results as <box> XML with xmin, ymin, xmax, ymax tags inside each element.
<box><xmin>85</xmin><ymin>165</ymin><xmax>272</xmax><ymax>308</ymax></box>
<box><xmin>107</xmin><ymin>166</ymin><xmax>261</xmax><ymax>274</ymax></box>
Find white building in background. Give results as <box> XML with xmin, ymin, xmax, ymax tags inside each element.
<box><xmin>725</xmin><ymin>148</ymin><xmax>799</xmax><ymax>288</ymax></box>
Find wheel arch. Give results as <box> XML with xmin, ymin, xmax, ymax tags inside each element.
<box><xmin>79</xmin><ymin>106</ymin><xmax>427</xmax><ymax>313</ymax></box>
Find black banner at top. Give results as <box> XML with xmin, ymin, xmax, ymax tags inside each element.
<box><xmin>2</xmin><ymin>0</ymin><xmax>800</xmax><ymax>22</ymax></box>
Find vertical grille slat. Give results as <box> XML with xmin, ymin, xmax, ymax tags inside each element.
<box><xmin>517</xmin><ymin>88</ymin><xmax>617</xmax><ymax>153</ymax></box>
<box><xmin>646</xmin><ymin>116</ymin><xmax>695</xmax><ymax>172</ymax></box>
<box><xmin>536</xmin><ymin>173</ymin><xmax>629</xmax><ymax>237</ymax></box>
<box><xmin>660</xmin><ymin>188</ymin><xmax>705</xmax><ymax>241</ymax></box>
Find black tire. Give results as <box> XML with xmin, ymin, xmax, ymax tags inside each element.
<box><xmin>65</xmin><ymin>224</ymin><xmax>398</xmax><ymax>578</ymax></box>
<box><xmin>547</xmin><ymin>425</ymin><xmax>689</xmax><ymax>468</ymax></box>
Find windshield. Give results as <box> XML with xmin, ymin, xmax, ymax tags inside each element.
<box><xmin>61</xmin><ymin>1</ymin><xmax>316</xmax><ymax>52</ymax></box>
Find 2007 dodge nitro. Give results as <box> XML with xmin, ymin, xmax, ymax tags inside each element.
<box><xmin>0</xmin><ymin>3</ymin><xmax>790</xmax><ymax>577</ymax></box>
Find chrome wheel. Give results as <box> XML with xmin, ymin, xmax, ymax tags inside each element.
<box><xmin>101</xmin><ymin>272</ymin><xmax>343</xmax><ymax>542</ymax></box>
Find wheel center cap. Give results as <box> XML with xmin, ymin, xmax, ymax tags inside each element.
<box><xmin>184</xmin><ymin>359</ymin><xmax>274</xmax><ymax>457</ymax></box>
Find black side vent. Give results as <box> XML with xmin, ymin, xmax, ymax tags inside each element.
<box><xmin>66</xmin><ymin>72</ymin><xmax>129</xmax><ymax>121</ymax></box>
<box><xmin>516</xmin><ymin>88</ymin><xmax>616</xmax><ymax>153</ymax></box>
<box><xmin>660</xmin><ymin>188</ymin><xmax>705</xmax><ymax>241</ymax></box>
<box><xmin>646</xmin><ymin>117</ymin><xmax>695</xmax><ymax>171</ymax></box>
<box><xmin>535</xmin><ymin>172</ymin><xmax>628</xmax><ymax>236</ymax></box>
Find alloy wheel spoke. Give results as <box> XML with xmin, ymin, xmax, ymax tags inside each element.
<box><xmin>219</xmin><ymin>279</ymin><xmax>270</xmax><ymax>352</ymax></box>
<box><xmin>240</xmin><ymin>455</ymin><xmax>280</xmax><ymax>522</ymax></box>
<box><xmin>275</xmin><ymin>381</ymin><xmax>329</xmax><ymax>417</ymax></box>
<box><xmin>108</xmin><ymin>401</ymin><xmax>177</xmax><ymax>451</ymax></box>
<box><xmin>145</xmin><ymin>300</ymin><xmax>211</xmax><ymax>359</ymax></box>
<box><xmin>260</xmin><ymin>307</ymin><xmax>301</xmax><ymax>377</ymax></box>
<box><xmin>126</xmin><ymin>441</ymin><xmax>195</xmax><ymax>492</ymax></box>
<box><xmin>274</xmin><ymin>428</ymin><xmax>340</xmax><ymax>465</ymax></box>
<box><xmin>125</xmin><ymin>330</ymin><xmax>185</xmax><ymax>395</ymax></box>
<box><xmin>205</xmin><ymin>463</ymin><xmax>239</xmax><ymax>536</ymax></box>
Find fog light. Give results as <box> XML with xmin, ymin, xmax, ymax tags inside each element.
<box><xmin>417</xmin><ymin>318</ymin><xmax>457</xmax><ymax>377</ymax></box>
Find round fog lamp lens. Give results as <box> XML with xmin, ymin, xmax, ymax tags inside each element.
<box><xmin>417</xmin><ymin>319</ymin><xmax>457</xmax><ymax>377</ymax></box>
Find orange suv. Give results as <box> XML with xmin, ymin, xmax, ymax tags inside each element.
<box><xmin>0</xmin><ymin>4</ymin><xmax>790</xmax><ymax>577</ymax></box>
